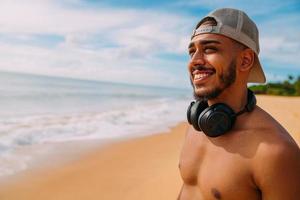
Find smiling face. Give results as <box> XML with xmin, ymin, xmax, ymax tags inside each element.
<box><xmin>188</xmin><ymin>32</ymin><xmax>242</xmax><ymax>100</ymax></box>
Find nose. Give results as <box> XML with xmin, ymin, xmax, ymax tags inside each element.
<box><xmin>188</xmin><ymin>51</ymin><xmax>206</xmax><ymax>71</ymax></box>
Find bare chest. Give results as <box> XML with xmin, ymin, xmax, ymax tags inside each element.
<box><xmin>179</xmin><ymin>132</ymin><xmax>260</xmax><ymax>200</ymax></box>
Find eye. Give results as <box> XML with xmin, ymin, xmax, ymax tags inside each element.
<box><xmin>204</xmin><ymin>46</ymin><xmax>217</xmax><ymax>54</ymax></box>
<box><xmin>188</xmin><ymin>49</ymin><xmax>195</xmax><ymax>58</ymax></box>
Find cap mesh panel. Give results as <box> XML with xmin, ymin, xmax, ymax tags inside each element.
<box><xmin>241</xmin><ymin>13</ymin><xmax>258</xmax><ymax>42</ymax></box>
<box><xmin>213</xmin><ymin>9</ymin><xmax>238</xmax><ymax>28</ymax></box>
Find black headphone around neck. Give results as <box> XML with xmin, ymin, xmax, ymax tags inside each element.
<box><xmin>187</xmin><ymin>89</ymin><xmax>256</xmax><ymax>137</ymax></box>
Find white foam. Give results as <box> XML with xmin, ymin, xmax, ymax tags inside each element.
<box><xmin>0</xmin><ymin>97</ymin><xmax>189</xmax><ymax>177</ymax></box>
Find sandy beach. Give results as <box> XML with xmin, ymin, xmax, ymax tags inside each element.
<box><xmin>0</xmin><ymin>95</ymin><xmax>299</xmax><ymax>200</ymax></box>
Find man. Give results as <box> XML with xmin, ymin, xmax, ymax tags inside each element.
<box><xmin>178</xmin><ymin>8</ymin><xmax>300</xmax><ymax>200</ymax></box>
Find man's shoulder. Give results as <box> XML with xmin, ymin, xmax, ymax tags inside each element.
<box><xmin>247</xmin><ymin>106</ymin><xmax>290</xmax><ymax>138</ymax></box>
<box><xmin>253</xmin><ymin>132</ymin><xmax>300</xmax><ymax>163</ymax></box>
<box><xmin>250</xmin><ymin>116</ymin><xmax>300</xmax><ymax>198</ymax></box>
<box><xmin>250</xmin><ymin>106</ymin><xmax>300</xmax><ymax>173</ymax></box>
<box><xmin>252</xmin><ymin>107</ymin><xmax>299</xmax><ymax>154</ymax></box>
<box><xmin>246</xmin><ymin>106</ymin><xmax>300</xmax><ymax>165</ymax></box>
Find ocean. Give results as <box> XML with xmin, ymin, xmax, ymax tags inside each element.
<box><xmin>0</xmin><ymin>71</ymin><xmax>191</xmax><ymax>177</ymax></box>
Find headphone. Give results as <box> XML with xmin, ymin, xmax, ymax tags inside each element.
<box><xmin>187</xmin><ymin>89</ymin><xmax>256</xmax><ymax>137</ymax></box>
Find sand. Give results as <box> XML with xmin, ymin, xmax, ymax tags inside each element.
<box><xmin>0</xmin><ymin>95</ymin><xmax>299</xmax><ymax>200</ymax></box>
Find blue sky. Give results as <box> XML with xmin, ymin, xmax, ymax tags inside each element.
<box><xmin>0</xmin><ymin>0</ymin><xmax>299</xmax><ymax>88</ymax></box>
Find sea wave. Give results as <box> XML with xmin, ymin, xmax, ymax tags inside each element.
<box><xmin>0</xmin><ymin>97</ymin><xmax>189</xmax><ymax>177</ymax></box>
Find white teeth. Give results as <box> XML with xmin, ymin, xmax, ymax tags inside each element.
<box><xmin>194</xmin><ymin>73</ymin><xmax>210</xmax><ymax>80</ymax></box>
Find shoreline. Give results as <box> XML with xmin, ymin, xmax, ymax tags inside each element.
<box><xmin>0</xmin><ymin>137</ymin><xmax>116</xmax><ymax>184</ymax></box>
<box><xmin>0</xmin><ymin>123</ymin><xmax>182</xmax><ymax>182</ymax></box>
<box><xmin>0</xmin><ymin>95</ymin><xmax>299</xmax><ymax>199</ymax></box>
<box><xmin>0</xmin><ymin>122</ymin><xmax>188</xmax><ymax>200</ymax></box>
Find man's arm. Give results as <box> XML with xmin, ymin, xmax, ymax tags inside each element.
<box><xmin>253</xmin><ymin>141</ymin><xmax>300</xmax><ymax>200</ymax></box>
<box><xmin>177</xmin><ymin>185</ymin><xmax>183</xmax><ymax>200</ymax></box>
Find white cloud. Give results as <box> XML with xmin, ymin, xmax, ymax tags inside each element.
<box><xmin>0</xmin><ymin>0</ymin><xmax>192</xmax><ymax>87</ymax></box>
<box><xmin>0</xmin><ymin>0</ymin><xmax>298</xmax><ymax>87</ymax></box>
<box><xmin>0</xmin><ymin>0</ymin><xmax>136</xmax><ymax>35</ymax></box>
<box><xmin>260</xmin><ymin>35</ymin><xmax>300</xmax><ymax>66</ymax></box>
<box><xmin>259</xmin><ymin>13</ymin><xmax>300</xmax><ymax>68</ymax></box>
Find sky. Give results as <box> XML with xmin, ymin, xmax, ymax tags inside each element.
<box><xmin>0</xmin><ymin>0</ymin><xmax>299</xmax><ymax>88</ymax></box>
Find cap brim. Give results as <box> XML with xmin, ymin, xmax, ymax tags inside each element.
<box><xmin>248</xmin><ymin>55</ymin><xmax>266</xmax><ymax>83</ymax></box>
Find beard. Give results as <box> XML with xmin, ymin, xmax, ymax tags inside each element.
<box><xmin>191</xmin><ymin>60</ymin><xmax>236</xmax><ymax>101</ymax></box>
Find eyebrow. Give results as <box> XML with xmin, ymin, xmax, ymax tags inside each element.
<box><xmin>188</xmin><ymin>40</ymin><xmax>221</xmax><ymax>49</ymax></box>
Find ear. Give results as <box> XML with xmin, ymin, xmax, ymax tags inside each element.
<box><xmin>239</xmin><ymin>48</ymin><xmax>255</xmax><ymax>72</ymax></box>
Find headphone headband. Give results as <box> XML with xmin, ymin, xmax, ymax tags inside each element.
<box><xmin>235</xmin><ymin>89</ymin><xmax>256</xmax><ymax>116</ymax></box>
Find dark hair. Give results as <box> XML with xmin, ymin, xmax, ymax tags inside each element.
<box><xmin>194</xmin><ymin>16</ymin><xmax>247</xmax><ymax>50</ymax></box>
<box><xmin>195</xmin><ymin>17</ymin><xmax>217</xmax><ymax>29</ymax></box>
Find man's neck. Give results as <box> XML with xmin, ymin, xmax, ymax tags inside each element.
<box><xmin>207</xmin><ymin>86</ymin><xmax>248</xmax><ymax>113</ymax></box>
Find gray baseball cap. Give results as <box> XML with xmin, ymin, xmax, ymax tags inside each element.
<box><xmin>191</xmin><ymin>8</ymin><xmax>266</xmax><ymax>83</ymax></box>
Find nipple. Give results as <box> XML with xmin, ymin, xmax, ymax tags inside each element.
<box><xmin>211</xmin><ymin>188</ymin><xmax>222</xmax><ymax>199</ymax></box>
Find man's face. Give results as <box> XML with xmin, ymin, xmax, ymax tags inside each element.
<box><xmin>187</xmin><ymin>33</ymin><xmax>238</xmax><ymax>100</ymax></box>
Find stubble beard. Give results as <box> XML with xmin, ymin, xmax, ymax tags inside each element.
<box><xmin>191</xmin><ymin>60</ymin><xmax>237</xmax><ymax>101</ymax></box>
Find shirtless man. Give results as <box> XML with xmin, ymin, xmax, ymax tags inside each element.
<box><xmin>178</xmin><ymin>8</ymin><xmax>300</xmax><ymax>200</ymax></box>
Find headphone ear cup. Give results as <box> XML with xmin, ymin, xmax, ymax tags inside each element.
<box><xmin>187</xmin><ymin>100</ymin><xmax>208</xmax><ymax>131</ymax></box>
<box><xmin>198</xmin><ymin>103</ymin><xmax>236</xmax><ymax>137</ymax></box>
<box><xmin>187</xmin><ymin>101</ymin><xmax>194</xmax><ymax>124</ymax></box>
